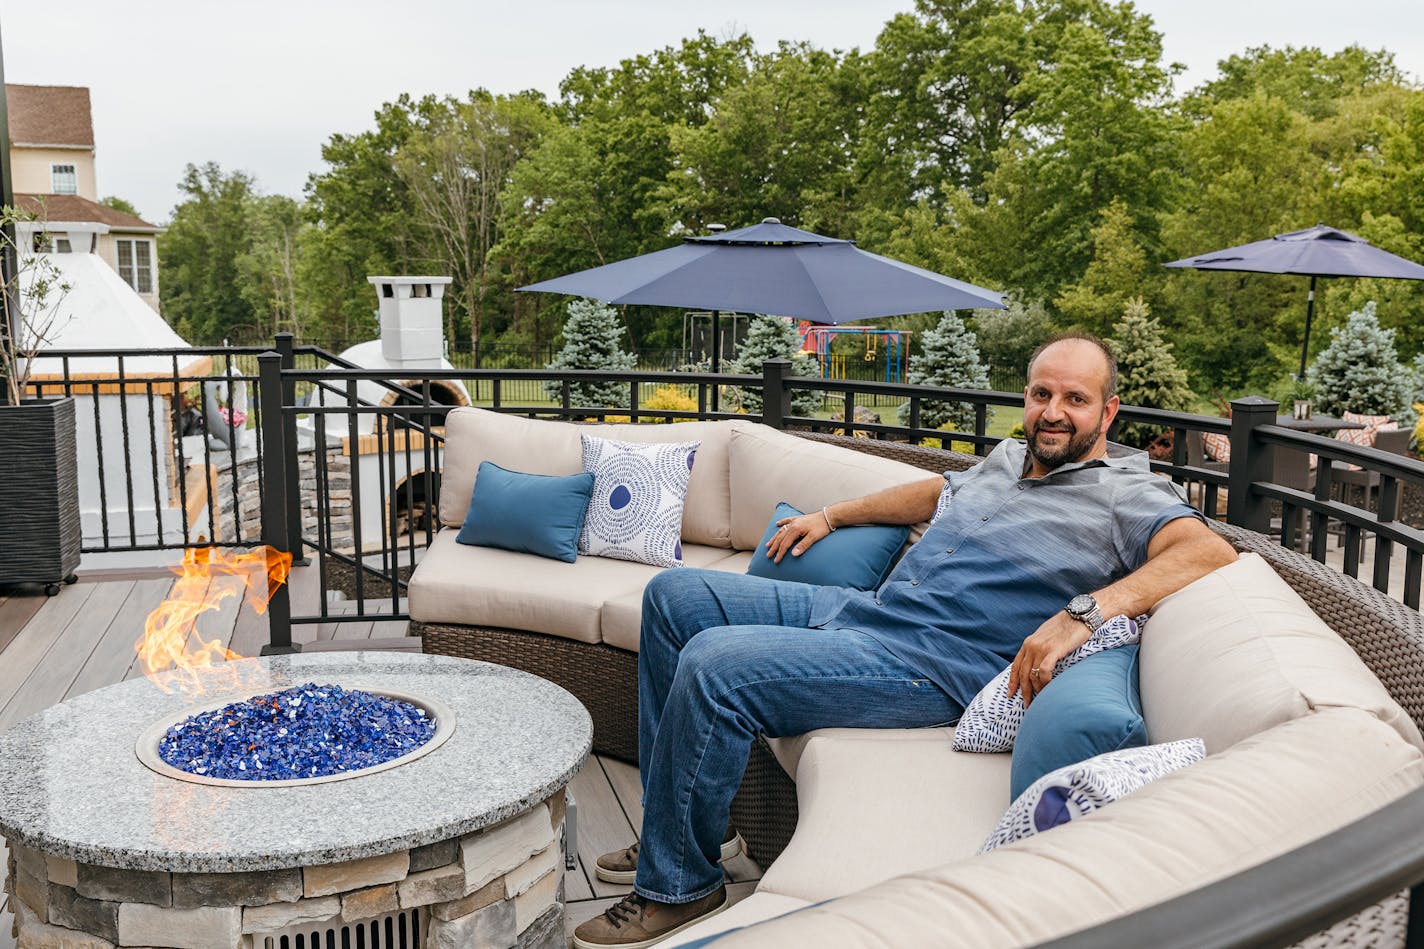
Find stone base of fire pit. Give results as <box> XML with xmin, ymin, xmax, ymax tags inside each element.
<box><xmin>0</xmin><ymin>653</ymin><xmax>591</xmax><ymax>949</ymax></box>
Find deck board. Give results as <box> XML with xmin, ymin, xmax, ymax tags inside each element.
<box><xmin>0</xmin><ymin>580</ymin><xmax>135</xmax><ymax>732</ymax></box>
<box><xmin>569</xmin><ymin>755</ymin><xmax>639</xmax><ymax>900</ymax></box>
<box><xmin>0</xmin><ymin>582</ymin><xmax>98</xmax><ymax>721</ymax></box>
<box><xmin>65</xmin><ymin>578</ymin><xmax>176</xmax><ymax>701</ymax></box>
<box><xmin>0</xmin><ymin>594</ymin><xmax>46</xmax><ymax>656</ymax></box>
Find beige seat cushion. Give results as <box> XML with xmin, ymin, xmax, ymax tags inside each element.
<box><xmin>707</xmin><ymin>708</ymin><xmax>1424</xmax><ymax>948</ymax></box>
<box><xmin>1143</xmin><ymin>553</ymin><xmax>1424</xmax><ymax>753</ymax></box>
<box><xmin>597</xmin><ymin>553</ymin><xmax>750</xmax><ymax>652</ymax></box>
<box><xmin>663</xmin><ymin>892</ymin><xmax>812</xmax><ymax>948</ymax></box>
<box><xmin>408</xmin><ymin>530</ymin><xmax>728</xmax><ymax>644</ymax></box>
<box><xmin>757</xmin><ymin>729</ymin><xmax>1008</xmax><ymax>903</ymax></box>
<box><xmin>728</xmin><ymin>426</ymin><xmax>937</xmax><ymax>550</ymax></box>
<box><xmin>436</xmin><ymin>407</ymin><xmax>738</xmax><ymax>547</ymax></box>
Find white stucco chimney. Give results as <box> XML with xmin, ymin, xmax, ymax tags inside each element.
<box><xmin>367</xmin><ymin>276</ymin><xmax>453</xmax><ymax>369</ymax></box>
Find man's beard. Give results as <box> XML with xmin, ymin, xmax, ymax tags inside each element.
<box><xmin>1026</xmin><ymin>415</ymin><xmax>1104</xmax><ymax>470</ymax></box>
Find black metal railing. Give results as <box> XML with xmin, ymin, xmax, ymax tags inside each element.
<box><xmin>23</xmin><ymin>345</ymin><xmax>272</xmax><ymax>553</ymax></box>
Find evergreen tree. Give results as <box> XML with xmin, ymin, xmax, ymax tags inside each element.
<box><xmin>1108</xmin><ymin>298</ymin><xmax>1196</xmax><ymax>447</ymax></box>
<box><xmin>1307</xmin><ymin>301</ymin><xmax>1412</xmax><ymax>417</ymax></box>
<box><xmin>728</xmin><ymin>315</ymin><xmax>821</xmax><ymax>415</ymax></box>
<box><xmin>896</xmin><ymin>311</ymin><xmax>991</xmax><ymax>431</ymax></box>
<box><xmin>543</xmin><ymin>298</ymin><xmax>637</xmax><ymax>407</ymax></box>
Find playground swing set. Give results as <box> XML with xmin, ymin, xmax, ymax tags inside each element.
<box><xmin>798</xmin><ymin>322</ymin><xmax>911</xmax><ymax>383</ymax></box>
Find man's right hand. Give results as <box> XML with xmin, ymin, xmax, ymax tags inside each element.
<box><xmin>763</xmin><ymin>510</ymin><xmax>832</xmax><ymax>563</ymax></box>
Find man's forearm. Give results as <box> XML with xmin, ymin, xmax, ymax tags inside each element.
<box><xmin>824</xmin><ymin>477</ymin><xmax>943</xmax><ymax>528</ymax></box>
<box><xmin>1093</xmin><ymin>519</ymin><xmax>1237</xmax><ymax>621</ymax></box>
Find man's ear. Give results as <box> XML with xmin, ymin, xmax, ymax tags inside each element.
<box><xmin>1103</xmin><ymin>395</ymin><xmax>1121</xmax><ymax>429</ymax></box>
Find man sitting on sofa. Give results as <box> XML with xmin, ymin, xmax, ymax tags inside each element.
<box><xmin>573</xmin><ymin>333</ymin><xmax>1238</xmax><ymax>949</ymax></box>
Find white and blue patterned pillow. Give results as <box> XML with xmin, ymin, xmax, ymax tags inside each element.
<box><xmin>978</xmin><ymin>738</ymin><xmax>1206</xmax><ymax>853</ymax></box>
<box><xmin>579</xmin><ymin>434</ymin><xmax>700</xmax><ymax>568</ymax></box>
<box><xmin>953</xmin><ymin>614</ymin><xmax>1144</xmax><ymax>753</ymax></box>
<box><xmin>930</xmin><ymin>476</ymin><xmax>954</xmax><ymax>524</ymax></box>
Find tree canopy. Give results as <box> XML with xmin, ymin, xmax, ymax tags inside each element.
<box><xmin>155</xmin><ymin>3</ymin><xmax>1424</xmax><ymax>403</ymax></box>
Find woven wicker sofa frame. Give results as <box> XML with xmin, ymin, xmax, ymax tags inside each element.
<box><xmin>412</xmin><ymin>431</ymin><xmax>1424</xmax><ymax>872</ymax></box>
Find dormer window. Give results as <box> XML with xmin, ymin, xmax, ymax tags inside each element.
<box><xmin>51</xmin><ymin>163</ymin><xmax>78</xmax><ymax>195</ymax></box>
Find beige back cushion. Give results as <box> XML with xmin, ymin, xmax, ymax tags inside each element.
<box><xmin>1142</xmin><ymin>552</ymin><xmax>1424</xmax><ymax>754</ymax></box>
<box><xmin>437</xmin><ymin>409</ymin><xmax>737</xmax><ymax>547</ymax></box>
<box><xmin>710</xmin><ymin>708</ymin><xmax>1423</xmax><ymax>948</ymax></box>
<box><xmin>727</xmin><ymin>426</ymin><xmax>937</xmax><ymax>551</ymax></box>
<box><xmin>437</xmin><ymin>408</ymin><xmax>583</xmax><ymax>528</ymax></box>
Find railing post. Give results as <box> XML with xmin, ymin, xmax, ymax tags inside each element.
<box><xmin>761</xmin><ymin>358</ymin><xmax>791</xmax><ymax>430</ymax></box>
<box><xmin>1227</xmin><ymin>396</ymin><xmax>1278</xmax><ymax>533</ymax></box>
<box><xmin>275</xmin><ymin>333</ymin><xmax>306</xmax><ymax>565</ymax></box>
<box><xmin>257</xmin><ymin>351</ymin><xmax>297</xmax><ymax>656</ymax></box>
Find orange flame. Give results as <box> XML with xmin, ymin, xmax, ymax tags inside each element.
<box><xmin>138</xmin><ymin>546</ymin><xmax>293</xmax><ymax>695</ymax></box>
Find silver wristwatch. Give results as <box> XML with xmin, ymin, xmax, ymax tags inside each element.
<box><xmin>1065</xmin><ymin>594</ymin><xmax>1105</xmax><ymax>634</ymax></box>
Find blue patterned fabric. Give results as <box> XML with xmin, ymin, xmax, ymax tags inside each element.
<box><xmin>1010</xmin><ymin>645</ymin><xmax>1147</xmax><ymax>799</ymax></box>
<box><xmin>455</xmin><ymin>462</ymin><xmax>595</xmax><ymax>563</ymax></box>
<box><xmin>579</xmin><ymin>434</ymin><xmax>700</xmax><ymax>567</ymax></box>
<box><xmin>979</xmin><ymin>738</ymin><xmax>1206</xmax><ymax>853</ymax></box>
<box><xmin>953</xmin><ymin>614</ymin><xmax>1143</xmax><ymax>753</ymax></box>
<box><xmin>746</xmin><ymin>502</ymin><xmax>908</xmax><ymax>589</ymax></box>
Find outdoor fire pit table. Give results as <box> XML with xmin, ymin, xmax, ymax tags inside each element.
<box><xmin>0</xmin><ymin>652</ymin><xmax>591</xmax><ymax>949</ymax></box>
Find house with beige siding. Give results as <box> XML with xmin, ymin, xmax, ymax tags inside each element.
<box><xmin>7</xmin><ymin>83</ymin><xmax>164</xmax><ymax>312</ymax></box>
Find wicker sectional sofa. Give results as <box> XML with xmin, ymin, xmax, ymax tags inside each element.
<box><xmin>409</xmin><ymin>407</ymin><xmax>1424</xmax><ymax>947</ymax></box>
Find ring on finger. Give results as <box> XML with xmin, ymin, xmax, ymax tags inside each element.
<box><xmin>1030</xmin><ymin>667</ymin><xmax>1041</xmax><ymax>679</ymax></box>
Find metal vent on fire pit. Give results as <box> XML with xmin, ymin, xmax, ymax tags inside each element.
<box><xmin>254</xmin><ymin>906</ymin><xmax>424</xmax><ymax>948</ymax></box>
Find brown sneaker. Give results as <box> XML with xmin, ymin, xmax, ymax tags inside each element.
<box><xmin>593</xmin><ymin>830</ymin><xmax>744</xmax><ymax>885</ymax></box>
<box><xmin>572</xmin><ymin>887</ymin><xmax>728</xmax><ymax>949</ymax></box>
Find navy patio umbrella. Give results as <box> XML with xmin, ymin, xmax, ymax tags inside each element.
<box><xmin>1164</xmin><ymin>224</ymin><xmax>1424</xmax><ymax>377</ymax></box>
<box><xmin>518</xmin><ymin>217</ymin><xmax>1005</xmax><ymax>373</ymax></box>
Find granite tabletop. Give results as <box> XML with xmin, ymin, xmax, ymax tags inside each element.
<box><xmin>0</xmin><ymin>653</ymin><xmax>592</xmax><ymax>872</ymax></box>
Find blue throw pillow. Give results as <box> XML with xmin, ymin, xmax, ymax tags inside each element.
<box><xmin>455</xmin><ymin>462</ymin><xmax>595</xmax><ymax>563</ymax></box>
<box><xmin>745</xmin><ymin>502</ymin><xmax>909</xmax><ymax>590</ymax></box>
<box><xmin>1009</xmin><ymin>644</ymin><xmax>1148</xmax><ymax>800</ymax></box>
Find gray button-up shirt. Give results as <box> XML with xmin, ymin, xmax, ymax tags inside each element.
<box><xmin>810</xmin><ymin>439</ymin><xmax>1203</xmax><ymax>707</ymax></box>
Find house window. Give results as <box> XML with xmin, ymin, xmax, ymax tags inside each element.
<box><xmin>116</xmin><ymin>238</ymin><xmax>154</xmax><ymax>294</ymax></box>
<box><xmin>51</xmin><ymin>164</ymin><xmax>78</xmax><ymax>195</ymax></box>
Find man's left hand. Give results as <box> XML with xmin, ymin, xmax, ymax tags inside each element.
<box><xmin>1008</xmin><ymin>610</ymin><xmax>1094</xmax><ymax>707</ymax></box>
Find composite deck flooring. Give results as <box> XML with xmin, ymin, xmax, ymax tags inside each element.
<box><xmin>0</xmin><ymin>563</ymin><xmax>760</xmax><ymax>947</ymax></box>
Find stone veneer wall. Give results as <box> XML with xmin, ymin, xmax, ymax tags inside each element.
<box><xmin>213</xmin><ymin>447</ymin><xmax>353</xmax><ymax>553</ymax></box>
<box><xmin>4</xmin><ymin>789</ymin><xmax>566</xmax><ymax>949</ymax></box>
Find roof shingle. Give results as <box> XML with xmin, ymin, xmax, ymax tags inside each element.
<box><xmin>6</xmin><ymin>84</ymin><xmax>94</xmax><ymax>147</ymax></box>
<box><xmin>15</xmin><ymin>193</ymin><xmax>159</xmax><ymax>231</ymax></box>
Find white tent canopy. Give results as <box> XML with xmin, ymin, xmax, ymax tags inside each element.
<box><xmin>21</xmin><ymin>252</ymin><xmax>200</xmax><ymax>378</ymax></box>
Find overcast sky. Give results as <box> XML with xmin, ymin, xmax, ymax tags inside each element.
<box><xmin>5</xmin><ymin>0</ymin><xmax>1422</xmax><ymax>224</ymax></box>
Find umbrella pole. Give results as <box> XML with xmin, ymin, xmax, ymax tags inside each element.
<box><xmin>1299</xmin><ymin>275</ymin><xmax>1317</xmax><ymax>378</ymax></box>
<box><xmin>711</xmin><ymin>309</ymin><xmax>720</xmax><ymax>375</ymax></box>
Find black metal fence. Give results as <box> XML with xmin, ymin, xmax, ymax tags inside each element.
<box><xmin>238</xmin><ymin>350</ymin><xmax>1424</xmax><ymax>644</ymax></box>
<box><xmin>22</xmin><ymin>345</ymin><xmax>275</xmax><ymax>552</ymax></box>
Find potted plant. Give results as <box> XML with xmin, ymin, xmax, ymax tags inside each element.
<box><xmin>0</xmin><ymin>205</ymin><xmax>80</xmax><ymax>595</ymax></box>
<box><xmin>1287</xmin><ymin>378</ymin><xmax>1317</xmax><ymax>421</ymax></box>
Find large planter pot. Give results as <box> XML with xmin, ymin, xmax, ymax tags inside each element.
<box><xmin>0</xmin><ymin>398</ymin><xmax>81</xmax><ymax>594</ymax></box>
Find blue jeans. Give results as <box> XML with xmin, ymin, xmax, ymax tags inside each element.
<box><xmin>634</xmin><ymin>569</ymin><xmax>963</xmax><ymax>903</ymax></box>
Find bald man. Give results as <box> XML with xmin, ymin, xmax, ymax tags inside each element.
<box><xmin>573</xmin><ymin>333</ymin><xmax>1237</xmax><ymax>949</ymax></box>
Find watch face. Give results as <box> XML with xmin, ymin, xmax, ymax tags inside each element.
<box><xmin>1068</xmin><ymin>594</ymin><xmax>1096</xmax><ymax>617</ymax></box>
